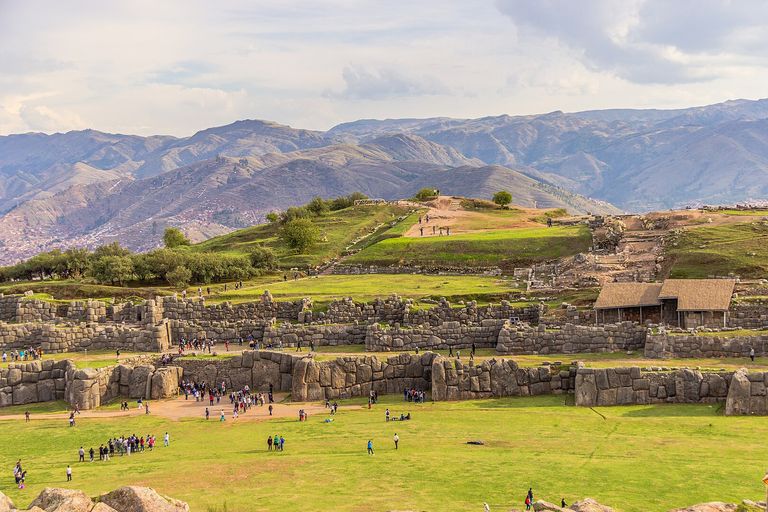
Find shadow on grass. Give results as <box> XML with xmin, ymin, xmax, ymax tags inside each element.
<box><xmin>613</xmin><ymin>402</ymin><xmax>724</xmax><ymax>418</ymax></box>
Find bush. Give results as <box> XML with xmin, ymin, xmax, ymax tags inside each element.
<box><xmin>280</xmin><ymin>218</ymin><xmax>320</xmax><ymax>252</ymax></box>
<box><xmin>265</xmin><ymin>212</ymin><xmax>279</xmax><ymax>223</ymax></box>
<box><xmin>166</xmin><ymin>265</ymin><xmax>192</xmax><ymax>289</ymax></box>
<box><xmin>249</xmin><ymin>246</ymin><xmax>277</xmax><ymax>270</ymax></box>
<box><xmin>307</xmin><ymin>196</ymin><xmax>330</xmax><ymax>216</ymax></box>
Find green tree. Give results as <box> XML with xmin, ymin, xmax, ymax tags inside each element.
<box><xmin>265</xmin><ymin>212</ymin><xmax>279</xmax><ymax>223</ymax></box>
<box><xmin>414</xmin><ymin>188</ymin><xmax>438</xmax><ymax>201</ymax></box>
<box><xmin>62</xmin><ymin>248</ymin><xmax>91</xmax><ymax>278</ymax></box>
<box><xmin>93</xmin><ymin>242</ymin><xmax>131</xmax><ymax>259</ymax></box>
<box><xmin>163</xmin><ymin>227</ymin><xmax>191</xmax><ymax>248</ymax></box>
<box><xmin>89</xmin><ymin>255</ymin><xmax>134</xmax><ymax>286</ymax></box>
<box><xmin>493</xmin><ymin>190</ymin><xmax>512</xmax><ymax>208</ymax></box>
<box><xmin>249</xmin><ymin>246</ymin><xmax>277</xmax><ymax>270</ymax></box>
<box><xmin>307</xmin><ymin>196</ymin><xmax>329</xmax><ymax>216</ymax></box>
<box><xmin>280</xmin><ymin>218</ymin><xmax>320</xmax><ymax>252</ymax></box>
<box><xmin>165</xmin><ymin>265</ymin><xmax>192</xmax><ymax>289</ymax></box>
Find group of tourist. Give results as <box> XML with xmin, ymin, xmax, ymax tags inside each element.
<box><xmin>177</xmin><ymin>336</ymin><xmax>215</xmax><ymax>354</ymax></box>
<box><xmin>77</xmin><ymin>431</ymin><xmax>169</xmax><ymax>463</ymax></box>
<box><xmin>2</xmin><ymin>347</ymin><xmax>42</xmax><ymax>362</ymax></box>
<box><xmin>403</xmin><ymin>388</ymin><xmax>426</xmax><ymax>403</ymax></box>
<box><xmin>266</xmin><ymin>434</ymin><xmax>286</xmax><ymax>451</ymax></box>
<box><xmin>416</xmin><ymin>213</ymin><xmax>451</xmax><ymax>237</ymax></box>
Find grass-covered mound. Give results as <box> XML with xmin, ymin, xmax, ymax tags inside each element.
<box><xmin>346</xmin><ymin>225</ymin><xmax>591</xmax><ymax>268</ymax></box>
<box><xmin>668</xmin><ymin>222</ymin><xmax>768</xmax><ymax>278</ymax></box>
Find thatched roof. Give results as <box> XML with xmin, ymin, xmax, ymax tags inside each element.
<box><xmin>593</xmin><ymin>283</ymin><xmax>663</xmax><ymax>310</ymax></box>
<box><xmin>658</xmin><ymin>279</ymin><xmax>735</xmax><ymax>312</ymax></box>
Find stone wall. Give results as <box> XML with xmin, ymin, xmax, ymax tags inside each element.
<box><xmin>0</xmin><ymin>356</ymin><xmax>180</xmax><ymax>409</ymax></box>
<box><xmin>728</xmin><ymin>303</ymin><xmax>768</xmax><ymax>328</ymax></box>
<box><xmin>174</xmin><ymin>350</ymin><xmax>298</xmax><ymax>392</ymax></box>
<box><xmin>158</xmin><ymin>295</ymin><xmax>309</xmax><ymax>323</ymax></box>
<box><xmin>725</xmin><ymin>369</ymin><xmax>768</xmax><ymax>415</ymax></box>
<box><xmin>645</xmin><ymin>333</ymin><xmax>768</xmax><ymax>359</ymax></box>
<box><xmin>364</xmin><ymin>320</ymin><xmax>505</xmax><ymax>351</ymax></box>
<box><xmin>263</xmin><ymin>322</ymin><xmax>368</xmax><ymax>347</ymax></box>
<box><xmin>291</xmin><ymin>352</ymin><xmax>436</xmax><ymax>401</ymax></box>
<box><xmin>0</xmin><ymin>320</ymin><xmax>171</xmax><ymax>353</ymax></box>
<box><xmin>574</xmin><ymin>367</ymin><xmax>731</xmax><ymax>406</ymax></box>
<box><xmin>496</xmin><ymin>322</ymin><xmax>646</xmax><ymax>355</ymax></box>
<box><xmin>167</xmin><ymin>319</ymin><xmax>268</xmax><ymax>344</ymax></box>
<box><xmin>431</xmin><ymin>357</ymin><xmax>576</xmax><ymax>400</ymax></box>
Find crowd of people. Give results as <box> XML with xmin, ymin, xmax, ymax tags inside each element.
<box><xmin>2</xmin><ymin>347</ymin><xmax>43</xmax><ymax>362</ymax></box>
<box><xmin>403</xmin><ymin>388</ymin><xmax>426</xmax><ymax>403</ymax></box>
<box><xmin>76</xmin><ymin>431</ymin><xmax>169</xmax><ymax>464</ymax></box>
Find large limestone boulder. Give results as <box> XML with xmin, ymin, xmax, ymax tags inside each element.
<box><xmin>91</xmin><ymin>504</ymin><xmax>118</xmax><ymax>512</ymax></box>
<box><xmin>0</xmin><ymin>490</ymin><xmax>14</xmax><ymax>512</ymax></box>
<box><xmin>725</xmin><ymin>369</ymin><xmax>751</xmax><ymax>415</ymax></box>
<box><xmin>28</xmin><ymin>487</ymin><xmax>94</xmax><ymax>512</ymax></box>
<box><xmin>150</xmin><ymin>367</ymin><xmax>181</xmax><ymax>399</ymax></box>
<box><xmin>667</xmin><ymin>503</ymin><xmax>736</xmax><ymax>512</ymax></box>
<box><xmin>99</xmin><ymin>486</ymin><xmax>189</xmax><ymax>512</ymax></box>
<box><xmin>534</xmin><ymin>500</ymin><xmax>566</xmax><ymax>511</ymax></box>
<box><xmin>570</xmin><ymin>498</ymin><xmax>614</xmax><ymax>512</ymax></box>
<box><xmin>12</xmin><ymin>382</ymin><xmax>39</xmax><ymax>405</ymax></box>
<box><xmin>128</xmin><ymin>365</ymin><xmax>155</xmax><ymax>399</ymax></box>
<box><xmin>575</xmin><ymin>371</ymin><xmax>598</xmax><ymax>406</ymax></box>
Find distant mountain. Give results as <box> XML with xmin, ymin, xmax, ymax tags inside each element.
<box><xmin>0</xmin><ymin>135</ymin><xmax>615</xmax><ymax>262</ymax></box>
<box><xmin>329</xmin><ymin>98</ymin><xmax>768</xmax><ymax>210</ymax></box>
<box><xmin>6</xmin><ymin>97</ymin><xmax>768</xmax><ymax>263</ymax></box>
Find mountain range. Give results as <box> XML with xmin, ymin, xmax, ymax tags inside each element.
<box><xmin>3</xmin><ymin>98</ymin><xmax>768</xmax><ymax>263</ymax></box>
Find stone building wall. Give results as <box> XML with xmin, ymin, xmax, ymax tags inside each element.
<box><xmin>167</xmin><ymin>319</ymin><xmax>268</xmax><ymax>345</ymax></box>
<box><xmin>364</xmin><ymin>320</ymin><xmax>506</xmax><ymax>352</ymax></box>
<box><xmin>496</xmin><ymin>322</ymin><xmax>646</xmax><ymax>355</ymax></box>
<box><xmin>174</xmin><ymin>350</ymin><xmax>298</xmax><ymax>392</ymax></box>
<box><xmin>0</xmin><ymin>320</ymin><xmax>171</xmax><ymax>353</ymax></box>
<box><xmin>728</xmin><ymin>303</ymin><xmax>768</xmax><ymax>329</ymax></box>
<box><xmin>263</xmin><ymin>323</ymin><xmax>368</xmax><ymax>347</ymax></box>
<box><xmin>291</xmin><ymin>352</ymin><xmax>436</xmax><ymax>401</ymax></box>
<box><xmin>724</xmin><ymin>369</ymin><xmax>768</xmax><ymax>415</ymax></box>
<box><xmin>430</xmin><ymin>357</ymin><xmax>576</xmax><ymax>400</ymax></box>
<box><xmin>644</xmin><ymin>333</ymin><xmax>768</xmax><ymax>359</ymax></box>
<box><xmin>574</xmin><ymin>367</ymin><xmax>732</xmax><ymax>406</ymax></box>
<box><xmin>158</xmin><ymin>295</ymin><xmax>309</xmax><ymax>323</ymax></box>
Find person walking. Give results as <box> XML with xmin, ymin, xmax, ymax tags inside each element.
<box><xmin>78</xmin><ymin>447</ymin><xmax>84</xmax><ymax>462</ymax></box>
<box><xmin>273</xmin><ymin>434</ymin><xmax>279</xmax><ymax>451</ymax></box>
<box><xmin>561</xmin><ymin>499</ymin><xmax>567</xmax><ymax>508</ymax></box>
<box><xmin>267</xmin><ymin>435</ymin><xmax>273</xmax><ymax>451</ymax></box>
<box><xmin>268</xmin><ymin>404</ymin><xmax>273</xmax><ymax>416</ymax></box>
<box><xmin>393</xmin><ymin>433</ymin><xmax>399</xmax><ymax>450</ymax></box>
<box><xmin>164</xmin><ymin>432</ymin><xmax>170</xmax><ymax>447</ymax></box>
<box><xmin>205</xmin><ymin>407</ymin><xmax>210</xmax><ymax>420</ymax></box>
<box><xmin>367</xmin><ymin>439</ymin><xmax>374</xmax><ymax>455</ymax></box>
<box><xmin>24</xmin><ymin>411</ymin><xmax>30</xmax><ymax>422</ymax></box>
<box><xmin>750</xmin><ymin>347</ymin><xmax>756</xmax><ymax>362</ymax></box>
<box><xmin>66</xmin><ymin>465</ymin><xmax>72</xmax><ymax>482</ymax></box>
<box><xmin>385</xmin><ymin>409</ymin><xmax>390</xmax><ymax>422</ymax></box>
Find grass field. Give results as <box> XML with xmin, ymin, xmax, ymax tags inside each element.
<box><xmin>192</xmin><ymin>203</ymin><xmax>411</xmax><ymax>267</ymax></box>
<box><xmin>208</xmin><ymin>274</ymin><xmax>520</xmax><ymax>306</ymax></box>
<box><xmin>668</xmin><ymin>222</ymin><xmax>768</xmax><ymax>278</ymax></box>
<box><xmin>1</xmin><ymin>395</ymin><xmax>767</xmax><ymax>511</ymax></box>
<box><xmin>346</xmin><ymin>225</ymin><xmax>592</xmax><ymax>268</ymax></box>
<box><xmin>1</xmin><ymin>351</ymin><xmax>142</xmax><ymax>369</ymax></box>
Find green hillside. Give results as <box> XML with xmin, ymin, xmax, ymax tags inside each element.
<box><xmin>346</xmin><ymin>225</ymin><xmax>591</xmax><ymax>269</ymax></box>
<box><xmin>668</xmin><ymin>221</ymin><xmax>768</xmax><ymax>278</ymax></box>
<box><xmin>192</xmin><ymin>203</ymin><xmax>413</xmax><ymax>268</ymax></box>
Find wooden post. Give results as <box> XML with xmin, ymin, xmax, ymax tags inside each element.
<box><xmin>640</xmin><ymin>306</ymin><xmax>643</xmax><ymax>324</ymax></box>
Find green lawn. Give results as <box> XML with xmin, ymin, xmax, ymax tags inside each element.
<box><xmin>346</xmin><ymin>225</ymin><xmax>592</xmax><ymax>269</ymax></box>
<box><xmin>717</xmin><ymin>209</ymin><xmax>768</xmax><ymax>216</ymax></box>
<box><xmin>668</xmin><ymin>222</ymin><xmax>768</xmax><ymax>278</ymax></box>
<box><xmin>1</xmin><ymin>395</ymin><xmax>767</xmax><ymax>511</ymax></box>
<box><xmin>208</xmin><ymin>274</ymin><xmax>520</xmax><ymax>306</ymax></box>
<box><xmin>1</xmin><ymin>351</ymin><xmax>141</xmax><ymax>370</ymax></box>
<box><xmin>191</xmin><ymin>204</ymin><xmax>412</xmax><ymax>268</ymax></box>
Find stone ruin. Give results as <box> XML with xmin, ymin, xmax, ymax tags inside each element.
<box><xmin>0</xmin><ymin>485</ymin><xmax>189</xmax><ymax>512</ymax></box>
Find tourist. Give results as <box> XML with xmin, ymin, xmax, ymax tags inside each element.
<box><xmin>524</xmin><ymin>496</ymin><xmax>531</xmax><ymax>511</ymax></box>
<box><xmin>220</xmin><ymin>410</ymin><xmax>225</xmax><ymax>422</ymax></box>
<box><xmin>69</xmin><ymin>412</ymin><xmax>76</xmax><ymax>427</ymax></box>
<box><xmin>66</xmin><ymin>465</ymin><xmax>72</xmax><ymax>482</ymax></box>
<box><xmin>268</xmin><ymin>404</ymin><xmax>273</xmax><ymax>416</ymax></box>
<box><xmin>164</xmin><ymin>432</ymin><xmax>170</xmax><ymax>447</ymax></box>
<box><xmin>25</xmin><ymin>411</ymin><xmax>30</xmax><ymax>422</ymax></box>
<box><xmin>273</xmin><ymin>434</ymin><xmax>279</xmax><ymax>451</ymax></box>
<box><xmin>367</xmin><ymin>439</ymin><xmax>374</xmax><ymax>455</ymax></box>
<box><xmin>205</xmin><ymin>407</ymin><xmax>210</xmax><ymax>420</ymax></box>
<box><xmin>385</xmin><ymin>408</ymin><xmax>390</xmax><ymax>422</ymax></box>
<box><xmin>89</xmin><ymin>447</ymin><xmax>94</xmax><ymax>462</ymax></box>
<box><xmin>750</xmin><ymin>347</ymin><xmax>755</xmax><ymax>362</ymax></box>
<box><xmin>561</xmin><ymin>498</ymin><xmax>567</xmax><ymax>508</ymax></box>
<box><xmin>78</xmin><ymin>447</ymin><xmax>84</xmax><ymax>462</ymax></box>
<box><xmin>393</xmin><ymin>433</ymin><xmax>399</xmax><ymax>450</ymax></box>
<box><xmin>14</xmin><ymin>460</ymin><xmax>26</xmax><ymax>489</ymax></box>
<box><xmin>279</xmin><ymin>435</ymin><xmax>285</xmax><ymax>451</ymax></box>
<box><xmin>267</xmin><ymin>435</ymin><xmax>273</xmax><ymax>451</ymax></box>
<box><xmin>419</xmin><ymin>226</ymin><xmax>424</xmax><ymax>236</ymax></box>
<box><xmin>471</xmin><ymin>342</ymin><xmax>476</xmax><ymax>356</ymax></box>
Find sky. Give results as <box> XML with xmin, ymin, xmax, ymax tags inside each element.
<box><xmin>1</xmin><ymin>0</ymin><xmax>768</xmax><ymax>136</ymax></box>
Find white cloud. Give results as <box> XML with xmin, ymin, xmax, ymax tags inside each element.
<box><xmin>0</xmin><ymin>0</ymin><xmax>767</xmax><ymax>135</ymax></box>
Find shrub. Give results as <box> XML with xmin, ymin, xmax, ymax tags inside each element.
<box><xmin>280</xmin><ymin>218</ymin><xmax>320</xmax><ymax>252</ymax></box>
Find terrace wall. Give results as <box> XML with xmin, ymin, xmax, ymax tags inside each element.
<box><xmin>496</xmin><ymin>322</ymin><xmax>646</xmax><ymax>355</ymax></box>
<box><xmin>364</xmin><ymin>320</ymin><xmax>506</xmax><ymax>352</ymax></box>
<box><xmin>644</xmin><ymin>333</ymin><xmax>768</xmax><ymax>359</ymax></box>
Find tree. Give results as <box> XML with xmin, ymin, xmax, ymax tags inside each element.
<box><xmin>265</xmin><ymin>212</ymin><xmax>280</xmax><ymax>223</ymax></box>
<box><xmin>163</xmin><ymin>227</ymin><xmax>190</xmax><ymax>248</ymax></box>
<box><xmin>493</xmin><ymin>190</ymin><xmax>512</xmax><ymax>208</ymax></box>
<box><xmin>249</xmin><ymin>246</ymin><xmax>277</xmax><ymax>270</ymax></box>
<box><xmin>165</xmin><ymin>265</ymin><xmax>192</xmax><ymax>289</ymax></box>
<box><xmin>414</xmin><ymin>188</ymin><xmax>438</xmax><ymax>201</ymax></box>
<box><xmin>93</xmin><ymin>242</ymin><xmax>131</xmax><ymax>259</ymax></box>
<box><xmin>307</xmin><ymin>196</ymin><xmax>330</xmax><ymax>216</ymax></box>
<box><xmin>280</xmin><ymin>218</ymin><xmax>320</xmax><ymax>252</ymax></box>
<box><xmin>89</xmin><ymin>255</ymin><xmax>134</xmax><ymax>286</ymax></box>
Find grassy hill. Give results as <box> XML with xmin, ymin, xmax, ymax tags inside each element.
<box><xmin>191</xmin><ymin>203</ymin><xmax>412</xmax><ymax>268</ymax></box>
<box><xmin>668</xmin><ymin>221</ymin><xmax>768</xmax><ymax>278</ymax></box>
<box><xmin>346</xmin><ymin>225</ymin><xmax>591</xmax><ymax>269</ymax></box>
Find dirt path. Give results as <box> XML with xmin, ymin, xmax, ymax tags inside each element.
<box><xmin>0</xmin><ymin>395</ymin><xmax>354</xmax><ymax>422</ymax></box>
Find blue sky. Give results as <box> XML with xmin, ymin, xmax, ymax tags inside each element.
<box><xmin>1</xmin><ymin>0</ymin><xmax>767</xmax><ymax>135</ymax></box>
